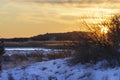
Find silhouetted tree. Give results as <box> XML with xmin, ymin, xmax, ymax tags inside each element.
<box><xmin>70</xmin><ymin>14</ymin><xmax>120</xmax><ymax>67</ymax></box>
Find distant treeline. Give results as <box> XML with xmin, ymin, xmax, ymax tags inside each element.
<box><xmin>0</xmin><ymin>31</ymin><xmax>91</xmax><ymax>42</ymax></box>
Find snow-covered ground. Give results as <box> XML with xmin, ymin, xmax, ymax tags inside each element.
<box><xmin>1</xmin><ymin>58</ymin><xmax>120</xmax><ymax>80</ymax></box>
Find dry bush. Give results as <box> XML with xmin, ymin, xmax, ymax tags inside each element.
<box><xmin>46</xmin><ymin>51</ymin><xmax>72</xmax><ymax>60</ymax></box>
<box><xmin>70</xmin><ymin>14</ymin><xmax>120</xmax><ymax>67</ymax></box>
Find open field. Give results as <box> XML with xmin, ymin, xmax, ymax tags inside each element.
<box><xmin>4</xmin><ymin>41</ymin><xmax>73</xmax><ymax>49</ymax></box>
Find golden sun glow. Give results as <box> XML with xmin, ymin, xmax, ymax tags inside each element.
<box><xmin>101</xmin><ymin>26</ymin><xmax>109</xmax><ymax>34</ymax></box>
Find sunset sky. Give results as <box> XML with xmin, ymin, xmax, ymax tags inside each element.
<box><xmin>0</xmin><ymin>0</ymin><xmax>120</xmax><ymax>38</ymax></box>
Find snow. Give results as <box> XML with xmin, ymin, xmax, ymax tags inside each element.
<box><xmin>5</xmin><ymin>48</ymin><xmax>68</xmax><ymax>55</ymax></box>
<box><xmin>5</xmin><ymin>48</ymin><xmax>52</xmax><ymax>51</ymax></box>
<box><xmin>1</xmin><ymin>58</ymin><xmax>120</xmax><ymax>80</ymax></box>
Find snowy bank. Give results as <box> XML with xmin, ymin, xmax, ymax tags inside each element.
<box><xmin>1</xmin><ymin>58</ymin><xmax>120</xmax><ymax>80</ymax></box>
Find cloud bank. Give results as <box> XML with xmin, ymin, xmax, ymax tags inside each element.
<box><xmin>13</xmin><ymin>0</ymin><xmax>120</xmax><ymax>4</ymax></box>
<box><xmin>0</xmin><ymin>0</ymin><xmax>120</xmax><ymax>38</ymax></box>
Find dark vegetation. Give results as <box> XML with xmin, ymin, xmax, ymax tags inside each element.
<box><xmin>31</xmin><ymin>32</ymin><xmax>90</xmax><ymax>41</ymax></box>
<box><xmin>1</xmin><ymin>31</ymin><xmax>90</xmax><ymax>48</ymax></box>
<box><xmin>0</xmin><ymin>31</ymin><xmax>90</xmax><ymax>42</ymax></box>
<box><xmin>0</xmin><ymin>41</ymin><xmax>5</xmax><ymax>71</ymax></box>
<box><xmin>70</xmin><ymin>14</ymin><xmax>120</xmax><ymax>67</ymax></box>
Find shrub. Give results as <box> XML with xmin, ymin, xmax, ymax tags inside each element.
<box><xmin>47</xmin><ymin>51</ymin><xmax>72</xmax><ymax>60</ymax></box>
<box><xmin>70</xmin><ymin>14</ymin><xmax>120</xmax><ymax>67</ymax></box>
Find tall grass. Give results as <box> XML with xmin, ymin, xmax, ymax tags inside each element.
<box><xmin>3</xmin><ymin>50</ymin><xmax>73</xmax><ymax>69</ymax></box>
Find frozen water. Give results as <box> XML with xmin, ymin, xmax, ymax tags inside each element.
<box><xmin>4</xmin><ymin>47</ymin><xmax>67</xmax><ymax>55</ymax></box>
